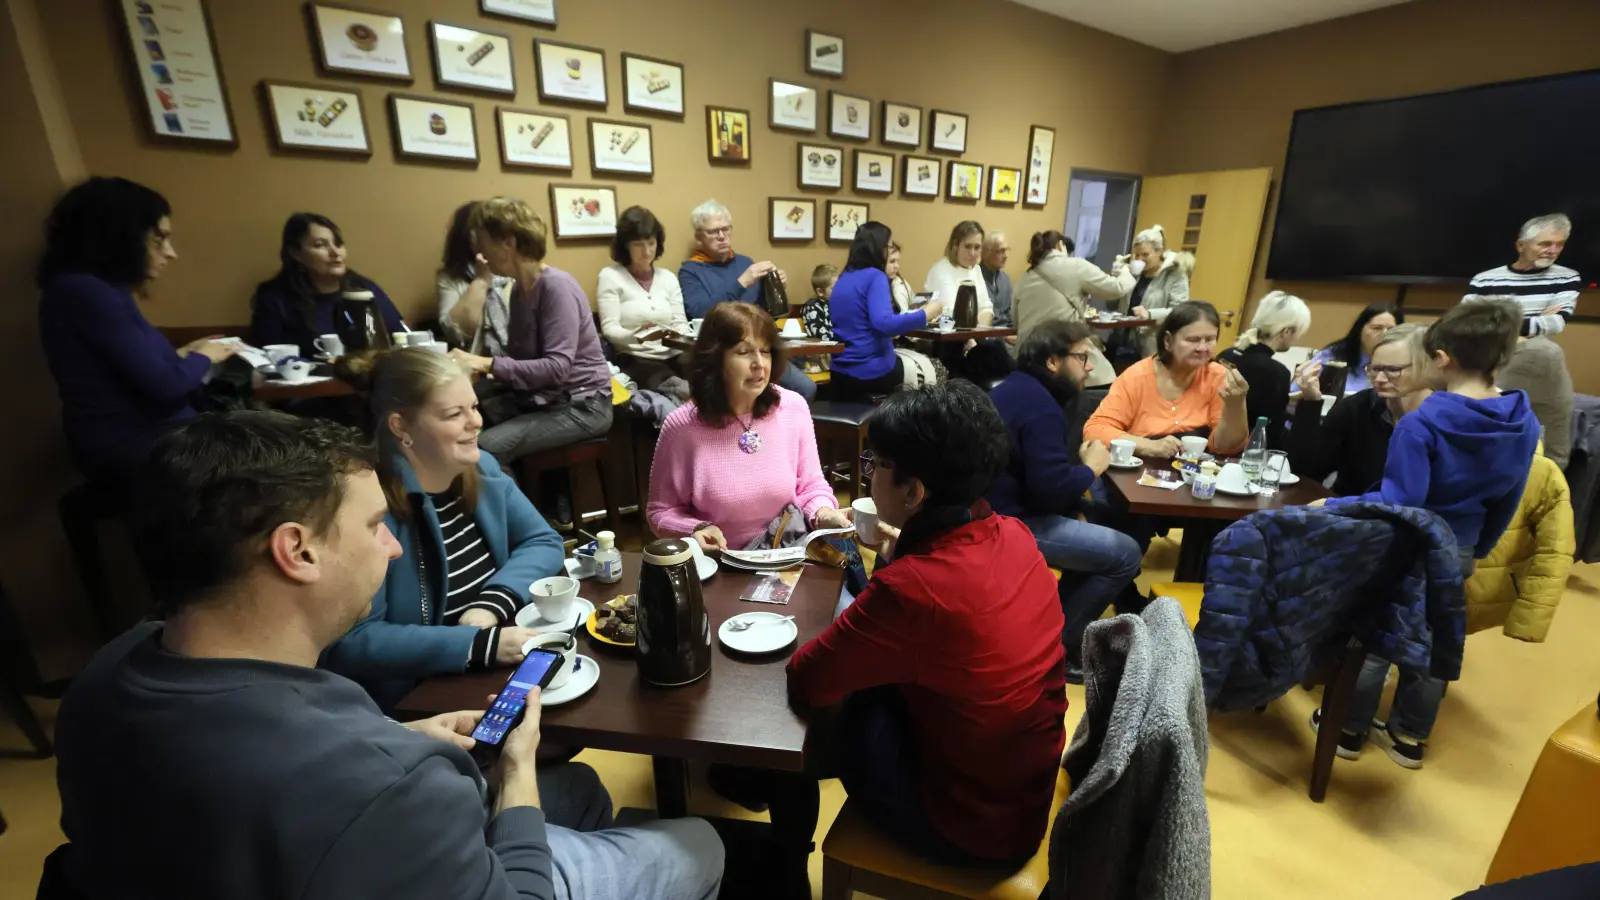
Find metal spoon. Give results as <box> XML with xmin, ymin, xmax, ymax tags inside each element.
<box><xmin>727</xmin><ymin>615</ymin><xmax>795</xmax><ymax>633</ymax></box>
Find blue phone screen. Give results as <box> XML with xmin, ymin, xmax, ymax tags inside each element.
<box><xmin>470</xmin><ymin>650</ymin><xmax>558</xmax><ymax>746</ymax></box>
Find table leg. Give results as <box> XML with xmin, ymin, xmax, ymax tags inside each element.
<box><xmin>1174</xmin><ymin>520</ymin><xmax>1224</xmax><ymax>583</ymax></box>
<box><xmin>652</xmin><ymin>756</ymin><xmax>690</xmax><ymax>818</ymax></box>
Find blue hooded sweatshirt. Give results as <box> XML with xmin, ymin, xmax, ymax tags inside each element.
<box><xmin>1325</xmin><ymin>389</ymin><xmax>1539</xmax><ymax>558</ymax></box>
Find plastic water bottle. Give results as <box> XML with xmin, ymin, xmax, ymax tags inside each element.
<box><xmin>1240</xmin><ymin>417</ymin><xmax>1269</xmax><ymax>490</ymax></box>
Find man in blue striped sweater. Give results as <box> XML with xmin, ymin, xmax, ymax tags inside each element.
<box><xmin>1463</xmin><ymin>213</ymin><xmax>1581</xmax><ymax>337</ymax></box>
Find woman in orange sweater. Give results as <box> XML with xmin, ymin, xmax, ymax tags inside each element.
<box><xmin>1084</xmin><ymin>301</ymin><xmax>1252</xmax><ymax>458</ymax></box>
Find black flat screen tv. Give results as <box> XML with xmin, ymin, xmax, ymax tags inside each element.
<box><xmin>1266</xmin><ymin>69</ymin><xmax>1599</xmax><ymax>284</ymax></box>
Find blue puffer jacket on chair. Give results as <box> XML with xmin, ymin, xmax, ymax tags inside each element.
<box><xmin>1195</xmin><ymin>502</ymin><xmax>1466</xmax><ymax>712</ymax></box>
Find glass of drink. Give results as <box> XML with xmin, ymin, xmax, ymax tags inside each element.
<box><xmin>1318</xmin><ymin>360</ymin><xmax>1349</xmax><ymax>399</ymax></box>
<box><xmin>1258</xmin><ymin>450</ymin><xmax>1289</xmax><ymax>497</ymax></box>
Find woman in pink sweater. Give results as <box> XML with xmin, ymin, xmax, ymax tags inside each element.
<box><xmin>648</xmin><ymin>303</ymin><xmax>851</xmax><ymax>549</ymax></box>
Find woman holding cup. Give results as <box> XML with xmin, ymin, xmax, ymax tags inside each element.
<box><xmin>321</xmin><ymin>347</ymin><xmax>564</xmax><ymax>711</ymax></box>
<box><xmin>249</xmin><ymin>212</ymin><xmax>405</xmax><ymax>357</ymax></box>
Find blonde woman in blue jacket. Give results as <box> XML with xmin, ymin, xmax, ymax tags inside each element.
<box><xmin>322</xmin><ymin>348</ymin><xmax>563</xmax><ymax>710</ymax></box>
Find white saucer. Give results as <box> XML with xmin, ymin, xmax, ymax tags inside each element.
<box><xmin>272</xmin><ymin>375</ymin><xmax>333</xmax><ymax>386</ymax></box>
<box><xmin>696</xmin><ymin>554</ymin><xmax>718</xmax><ymax>581</ymax></box>
<box><xmin>1216</xmin><ymin>482</ymin><xmax>1256</xmax><ymax>497</ymax></box>
<box><xmin>718</xmin><ymin>613</ymin><xmax>798</xmax><ymax>655</ymax></box>
<box><xmin>1278</xmin><ymin>472</ymin><xmax>1300</xmax><ymax>485</ymax></box>
<box><xmin>540</xmin><ymin>654</ymin><xmax>599</xmax><ymax>706</ymax></box>
<box><xmin>1110</xmin><ymin>457</ymin><xmax>1144</xmax><ymax>469</ymax></box>
<box><xmin>515</xmin><ymin>596</ymin><xmax>596</xmax><ymax>631</ymax></box>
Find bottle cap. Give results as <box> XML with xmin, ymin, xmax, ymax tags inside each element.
<box><xmin>597</xmin><ymin>530</ymin><xmax>616</xmax><ymax>549</ymax></box>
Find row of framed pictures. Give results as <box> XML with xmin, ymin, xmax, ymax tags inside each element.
<box><xmin>770</xmin><ymin>80</ymin><xmax>967</xmax><ymax>152</ymax></box>
<box><xmin>798</xmin><ymin>147</ymin><xmax>1023</xmax><ymax>204</ymax></box>
<box><xmin>769</xmin><ymin>198</ymin><xmax>868</xmax><ymax>244</ymax></box>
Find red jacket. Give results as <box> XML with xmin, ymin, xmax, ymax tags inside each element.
<box><xmin>788</xmin><ymin>513</ymin><xmax>1066</xmax><ymax>860</ymax></box>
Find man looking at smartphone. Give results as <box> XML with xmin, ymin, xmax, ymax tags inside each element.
<box><xmin>47</xmin><ymin>411</ymin><xmax>723</xmax><ymax>899</ymax></box>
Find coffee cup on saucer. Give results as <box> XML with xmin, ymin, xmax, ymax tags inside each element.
<box><xmin>1217</xmin><ymin>462</ymin><xmax>1251</xmax><ymax>494</ymax></box>
<box><xmin>529</xmin><ymin>575</ymin><xmax>578</xmax><ymax>624</ymax></box>
<box><xmin>1179</xmin><ymin>436</ymin><xmax>1209</xmax><ymax>460</ymax></box>
<box><xmin>276</xmin><ymin>358</ymin><xmax>315</xmax><ymax>383</ymax></box>
<box><xmin>264</xmin><ymin>344</ymin><xmax>299</xmax><ymax>364</ymax></box>
<box><xmin>780</xmin><ymin>319</ymin><xmax>805</xmax><ymax>339</ymax></box>
<box><xmin>851</xmin><ymin>497</ymin><xmax>879</xmax><ymax>542</ymax></box>
<box><xmin>1109</xmin><ymin>439</ymin><xmax>1137</xmax><ymax>466</ymax></box>
<box><xmin>526</xmin><ymin>631</ymin><xmax>576</xmax><ymax>690</ymax></box>
<box><xmin>313</xmin><ymin>334</ymin><xmax>344</xmax><ymax>358</ymax></box>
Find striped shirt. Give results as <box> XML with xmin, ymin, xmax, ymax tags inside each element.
<box><xmin>429</xmin><ymin>491</ymin><xmax>525</xmax><ymax>670</ymax></box>
<box><xmin>1463</xmin><ymin>263</ymin><xmax>1582</xmax><ymax>337</ymax></box>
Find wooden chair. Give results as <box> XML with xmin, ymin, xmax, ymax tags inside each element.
<box><xmin>1485</xmin><ymin>703</ymin><xmax>1600</xmax><ymax>884</ymax></box>
<box><xmin>513</xmin><ymin>437</ymin><xmax>620</xmax><ymax>535</ymax></box>
<box><xmin>811</xmin><ymin>401</ymin><xmax>877</xmax><ymax>500</ymax></box>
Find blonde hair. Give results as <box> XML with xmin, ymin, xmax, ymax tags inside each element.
<box><xmin>1372</xmin><ymin>322</ymin><xmax>1430</xmax><ymax>374</ymax></box>
<box><xmin>1133</xmin><ymin>224</ymin><xmax>1166</xmax><ymax>252</ymax></box>
<box><xmin>470</xmin><ymin>196</ymin><xmax>548</xmax><ymax>261</ymax></box>
<box><xmin>1235</xmin><ymin>291</ymin><xmax>1311</xmax><ymax>350</ymax></box>
<box><xmin>944</xmin><ymin>221</ymin><xmax>984</xmax><ymax>264</ymax></box>
<box><xmin>343</xmin><ymin>348</ymin><xmax>479</xmax><ymax>518</ymax></box>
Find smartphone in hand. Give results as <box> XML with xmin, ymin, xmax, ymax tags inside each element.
<box><xmin>468</xmin><ymin>648</ymin><xmax>564</xmax><ymax>764</ymax></box>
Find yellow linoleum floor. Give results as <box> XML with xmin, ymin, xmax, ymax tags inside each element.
<box><xmin>3</xmin><ymin>537</ymin><xmax>1598</xmax><ymax>899</ymax></box>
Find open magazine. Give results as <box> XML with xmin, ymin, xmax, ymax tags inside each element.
<box><xmin>719</xmin><ymin>525</ymin><xmax>856</xmax><ymax>572</ymax></box>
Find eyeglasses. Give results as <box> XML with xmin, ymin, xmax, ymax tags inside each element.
<box><xmin>1364</xmin><ymin>363</ymin><xmax>1411</xmax><ymax>379</ymax></box>
<box><xmin>700</xmin><ymin>226</ymin><xmax>732</xmax><ymax>238</ymax></box>
<box><xmin>1064</xmin><ymin>351</ymin><xmax>1092</xmax><ymax>367</ymax></box>
<box><xmin>860</xmin><ymin>451</ymin><xmax>878</xmax><ymax>478</ymax></box>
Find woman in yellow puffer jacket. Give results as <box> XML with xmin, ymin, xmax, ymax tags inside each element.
<box><xmin>1466</xmin><ymin>452</ymin><xmax>1574</xmax><ymax>641</ymax></box>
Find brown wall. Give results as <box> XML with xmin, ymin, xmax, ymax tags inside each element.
<box><xmin>1151</xmin><ymin>0</ymin><xmax>1600</xmax><ymax>392</ymax></box>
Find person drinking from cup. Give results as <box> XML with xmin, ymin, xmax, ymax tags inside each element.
<box><xmin>1217</xmin><ymin>291</ymin><xmax>1311</xmax><ymax>449</ymax></box>
<box><xmin>321</xmin><ymin>348</ymin><xmax>562</xmax><ymax>711</ymax></box>
<box><xmin>829</xmin><ymin>222</ymin><xmax>945</xmax><ymax>402</ymax></box>
<box><xmin>436</xmin><ymin>200</ymin><xmax>514</xmax><ymax>355</ymax></box>
<box><xmin>250</xmin><ymin>212</ymin><xmax>404</xmax><ymax>357</ymax></box>
<box><xmin>1294</xmin><ymin>302</ymin><xmax>1401</xmax><ymax>401</ymax></box>
<box><xmin>1114</xmin><ymin>224</ymin><xmax>1194</xmax><ymax>358</ymax></box>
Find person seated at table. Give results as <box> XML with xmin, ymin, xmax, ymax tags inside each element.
<box><xmin>47</xmin><ymin>410</ymin><xmax>724</xmax><ymax>899</ymax></box>
<box><xmin>320</xmin><ymin>347</ymin><xmax>561</xmax><ymax>710</ymax></box>
<box><xmin>436</xmin><ymin>201</ymin><xmax>514</xmax><ymax>355</ymax></box>
<box><xmin>39</xmin><ymin>176</ymin><xmax>241</xmax><ymax>496</ymax></box>
<box><xmin>802</xmin><ymin>263</ymin><xmax>838</xmax><ymax>341</ymax></box>
<box><xmin>830</xmin><ymin>223</ymin><xmax>945</xmax><ymax>402</ymax></box>
<box><xmin>1288</xmin><ymin>323</ymin><xmax>1432</xmax><ymax>496</ymax></box>
<box><xmin>788</xmin><ymin>381</ymin><xmax>1067</xmax><ymax>865</ymax></box>
<box><xmin>250</xmin><ymin>212</ymin><xmax>404</xmax><ymax>356</ymax></box>
<box><xmin>1216</xmin><ymin>291</ymin><xmax>1310</xmax><ymax>449</ymax></box>
<box><xmin>923</xmin><ymin>220</ymin><xmax>994</xmax><ymax>325</ymax></box>
<box><xmin>1294</xmin><ymin>302</ymin><xmax>1402</xmax><ymax>399</ymax></box>
<box><xmin>988</xmin><ymin>321</ymin><xmax>1142</xmax><ymax>681</ymax></box>
<box><xmin>1084</xmin><ymin>301</ymin><xmax>1251</xmax><ymax>458</ymax></box>
<box><xmin>979</xmin><ymin>230</ymin><xmax>1013</xmax><ymax>327</ymax></box>
<box><xmin>886</xmin><ymin>241</ymin><xmax>916</xmax><ymax>313</ymax></box>
<box><xmin>596</xmin><ymin>205</ymin><xmax>688</xmax><ymax>392</ymax></box>
<box><xmin>676</xmin><ymin>198</ymin><xmax>815</xmax><ymax>401</ymax></box>
<box><xmin>1114</xmin><ymin>224</ymin><xmax>1193</xmax><ymax>358</ymax></box>
<box><xmin>1012</xmin><ymin>230</ymin><xmax>1133</xmax><ymax>387</ymax></box>
<box><xmin>647</xmin><ymin>303</ymin><xmax>851</xmax><ymax>552</ymax></box>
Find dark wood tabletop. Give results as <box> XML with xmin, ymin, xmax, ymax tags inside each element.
<box><xmin>1102</xmin><ymin>462</ymin><xmax>1331</xmax><ymax>521</ymax></box>
<box><xmin>662</xmin><ymin>333</ymin><xmax>845</xmax><ymax>356</ymax></box>
<box><xmin>254</xmin><ymin>377</ymin><xmax>356</xmax><ymax>402</ymax></box>
<box><xmin>1087</xmin><ymin>317</ymin><xmax>1160</xmax><ymax>329</ymax></box>
<box><xmin>398</xmin><ymin>552</ymin><xmax>845</xmax><ymax>773</ymax></box>
<box><xmin>906</xmin><ymin>326</ymin><xmax>1017</xmax><ymax>342</ymax></box>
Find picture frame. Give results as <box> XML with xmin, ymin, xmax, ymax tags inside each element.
<box><xmin>116</xmin><ymin>0</ymin><xmax>238</xmax><ymax>145</ymax></box>
<box><xmin>621</xmin><ymin>54</ymin><xmax>684</xmax><ymax>118</ymax></box>
<box><xmin>428</xmin><ymin>20</ymin><xmax>514</xmax><ymax>95</ymax></box>
<box><xmin>805</xmin><ymin>29</ymin><xmax>844</xmax><ymax>77</ymax></box>
<box><xmin>479</xmin><ymin>0</ymin><xmax>555</xmax><ymax>26</ymax></box>
<box><xmin>929</xmin><ymin>109</ymin><xmax>968</xmax><ymax>154</ymax></box>
<box><xmin>496</xmin><ymin>107</ymin><xmax>572</xmax><ymax>170</ymax></box>
<box><xmin>826</xmin><ymin>200</ymin><xmax>869</xmax><ymax>243</ymax></box>
<box><xmin>769</xmin><ymin>79</ymin><xmax>818</xmax><ymax>133</ymax></box>
<box><xmin>706</xmin><ymin>106</ymin><xmax>751</xmax><ymax>163</ymax></box>
<box><xmin>588</xmin><ymin>118</ymin><xmax>653</xmax><ymax>176</ymax></box>
<box><xmin>988</xmin><ymin>166</ymin><xmax>1021</xmax><ymax>204</ymax></box>
<box><xmin>549</xmin><ymin>184</ymin><xmax>619</xmax><ymax>239</ymax></box>
<box><xmin>310</xmin><ymin>4</ymin><xmax>412</xmax><ymax>81</ymax></box>
<box><xmin>901</xmin><ymin>155</ymin><xmax>941</xmax><ymax>197</ymax></box>
<box><xmin>947</xmin><ymin>161</ymin><xmax>983</xmax><ymax>201</ymax></box>
<box><xmin>828</xmin><ymin>90</ymin><xmax>870</xmax><ymax>142</ymax></box>
<box><xmin>534</xmin><ymin>40</ymin><xmax>606</xmax><ymax>107</ymax></box>
<box><xmin>797</xmin><ymin>142</ymin><xmax>845</xmax><ymax>189</ymax></box>
<box><xmin>770</xmin><ymin>197</ymin><xmax>817</xmax><ymax>243</ymax></box>
<box><xmin>1025</xmin><ymin>125</ymin><xmax>1056</xmax><ymax>207</ymax></box>
<box><xmin>262</xmin><ymin>80</ymin><xmax>371</xmax><ymax>156</ymax></box>
<box><xmin>853</xmin><ymin>149</ymin><xmax>894</xmax><ymax>194</ymax></box>
<box><xmin>880</xmin><ymin>101</ymin><xmax>921</xmax><ymax>149</ymax></box>
<box><xmin>388</xmin><ymin>93</ymin><xmax>478</xmax><ymax>163</ymax></box>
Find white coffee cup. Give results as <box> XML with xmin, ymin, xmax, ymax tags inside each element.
<box><xmin>264</xmin><ymin>344</ymin><xmax>299</xmax><ymax>364</ymax></box>
<box><xmin>851</xmin><ymin>497</ymin><xmax>879</xmax><ymax>543</ymax></box>
<box><xmin>688</xmin><ymin>318</ymin><xmax>703</xmax><ymax>336</ymax></box>
<box><xmin>527</xmin><ymin>575</ymin><xmax>578</xmax><ymax>625</ymax></box>
<box><xmin>313</xmin><ymin>334</ymin><xmax>344</xmax><ymax>357</ymax></box>
<box><xmin>526</xmin><ymin>631</ymin><xmax>576</xmax><ymax>690</ymax></box>
<box><xmin>1218</xmin><ymin>462</ymin><xmax>1250</xmax><ymax>493</ymax></box>
<box><xmin>1129</xmin><ymin>259</ymin><xmax>1147</xmax><ymax>277</ymax></box>
<box><xmin>1179</xmin><ymin>436</ymin><xmax>1209</xmax><ymax>459</ymax></box>
<box><xmin>1110</xmin><ymin>439</ymin><xmax>1136</xmax><ymax>466</ymax></box>
<box><xmin>781</xmin><ymin>319</ymin><xmax>804</xmax><ymax>338</ymax></box>
<box><xmin>276</xmin><ymin>358</ymin><xmax>315</xmax><ymax>383</ymax></box>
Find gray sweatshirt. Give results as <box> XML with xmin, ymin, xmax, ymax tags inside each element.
<box><xmin>55</xmin><ymin>623</ymin><xmax>556</xmax><ymax>899</ymax></box>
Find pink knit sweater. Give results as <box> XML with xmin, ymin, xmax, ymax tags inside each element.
<box><xmin>647</xmin><ymin>386</ymin><xmax>838</xmax><ymax>548</ymax></box>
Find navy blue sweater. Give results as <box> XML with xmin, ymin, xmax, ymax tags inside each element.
<box><xmin>39</xmin><ymin>273</ymin><xmax>212</xmax><ymax>480</ymax></box>
<box><xmin>1326</xmin><ymin>389</ymin><xmax>1539</xmax><ymax>557</ymax></box>
<box><xmin>988</xmin><ymin>370</ymin><xmax>1096</xmax><ymax>518</ymax></box>
<box><xmin>249</xmin><ymin>276</ymin><xmax>403</xmax><ymax>356</ymax></box>
<box><xmin>830</xmin><ymin>267</ymin><xmax>927</xmax><ymax>380</ymax></box>
<box><xmin>678</xmin><ymin>253</ymin><xmax>759</xmax><ymax>319</ymax></box>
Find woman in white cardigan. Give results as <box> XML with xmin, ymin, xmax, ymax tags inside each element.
<box><xmin>922</xmin><ymin>220</ymin><xmax>995</xmax><ymax>326</ymax></box>
<box><xmin>596</xmin><ymin>205</ymin><xmax>689</xmax><ymax>390</ymax></box>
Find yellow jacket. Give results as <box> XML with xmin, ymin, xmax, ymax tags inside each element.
<box><xmin>1465</xmin><ymin>454</ymin><xmax>1574</xmax><ymax>641</ymax></box>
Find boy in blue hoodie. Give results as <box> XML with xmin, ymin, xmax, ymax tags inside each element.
<box><xmin>1317</xmin><ymin>299</ymin><xmax>1539</xmax><ymax>769</ymax></box>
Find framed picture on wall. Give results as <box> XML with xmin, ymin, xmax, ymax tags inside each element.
<box><xmin>988</xmin><ymin>166</ymin><xmax>1021</xmax><ymax>204</ymax></box>
<box><xmin>549</xmin><ymin>184</ymin><xmax>618</xmax><ymax>239</ymax></box>
<box><xmin>770</xmin><ymin>197</ymin><xmax>817</xmax><ymax>243</ymax></box>
<box><xmin>769</xmin><ymin>79</ymin><xmax>818</xmax><ymax>132</ymax></box>
<box><xmin>707</xmin><ymin>106</ymin><xmax>751</xmax><ymax>163</ymax></box>
<box><xmin>621</xmin><ymin>54</ymin><xmax>685</xmax><ymax>118</ymax></box>
<box><xmin>310</xmin><ymin>4</ymin><xmax>412</xmax><ymax>81</ymax></box>
<box><xmin>116</xmin><ymin>0</ymin><xmax>238</xmax><ymax>145</ymax></box>
<box><xmin>797</xmin><ymin>142</ymin><xmax>844</xmax><ymax>189</ymax></box>
<box><xmin>929</xmin><ymin>110</ymin><xmax>968</xmax><ymax>154</ymax></box>
<box><xmin>881</xmin><ymin>102</ymin><xmax>921</xmax><ymax>148</ymax></box>
<box><xmin>1024</xmin><ymin>125</ymin><xmax>1056</xmax><ymax>207</ymax></box>
<box><xmin>828</xmin><ymin>91</ymin><xmax>870</xmax><ymax>141</ymax></box>
<box><xmin>262</xmin><ymin>80</ymin><xmax>371</xmax><ymax>155</ymax></box>
<box><xmin>588</xmin><ymin>119</ymin><xmax>653</xmax><ymax>175</ymax></box>
<box><xmin>496</xmin><ymin>107</ymin><xmax>572</xmax><ymax>170</ymax></box>
<box><xmin>853</xmin><ymin>150</ymin><xmax>894</xmax><ymax>194</ymax></box>
<box><xmin>901</xmin><ymin>155</ymin><xmax>941</xmax><ymax>197</ymax></box>
<box><xmin>428</xmin><ymin>21</ymin><xmax>514</xmax><ymax>95</ymax></box>
<box><xmin>805</xmin><ymin>29</ymin><xmax>844</xmax><ymax>77</ymax></box>
<box><xmin>534</xmin><ymin>40</ymin><xmax>607</xmax><ymax>106</ymax></box>
<box><xmin>826</xmin><ymin>200</ymin><xmax>868</xmax><ymax>243</ymax></box>
<box><xmin>480</xmin><ymin>0</ymin><xmax>555</xmax><ymax>25</ymax></box>
<box><xmin>947</xmin><ymin>161</ymin><xmax>983</xmax><ymax>201</ymax></box>
<box><xmin>388</xmin><ymin>93</ymin><xmax>478</xmax><ymax>163</ymax></box>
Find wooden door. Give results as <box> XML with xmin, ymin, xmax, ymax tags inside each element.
<box><xmin>1135</xmin><ymin>167</ymin><xmax>1273</xmax><ymax>346</ymax></box>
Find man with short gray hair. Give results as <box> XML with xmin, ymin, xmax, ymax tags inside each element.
<box><xmin>1464</xmin><ymin>213</ymin><xmax>1581</xmax><ymax>336</ymax></box>
<box><xmin>979</xmin><ymin>231</ymin><xmax>1013</xmax><ymax>327</ymax></box>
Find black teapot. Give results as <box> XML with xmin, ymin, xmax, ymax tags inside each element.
<box><xmin>636</xmin><ymin>538</ymin><xmax>711</xmax><ymax>686</ymax></box>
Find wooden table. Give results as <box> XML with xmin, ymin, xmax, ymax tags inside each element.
<box><xmin>1088</xmin><ymin>317</ymin><xmax>1160</xmax><ymax>329</ymax></box>
<box><xmin>398</xmin><ymin>552</ymin><xmax>845</xmax><ymax>817</ymax></box>
<box><xmin>906</xmin><ymin>326</ymin><xmax>1016</xmax><ymax>342</ymax></box>
<box><xmin>1102</xmin><ymin>463</ymin><xmax>1331</xmax><ymax>582</ymax></box>
<box><xmin>254</xmin><ymin>376</ymin><xmax>356</xmax><ymax>402</ymax></box>
<box><xmin>662</xmin><ymin>334</ymin><xmax>845</xmax><ymax>357</ymax></box>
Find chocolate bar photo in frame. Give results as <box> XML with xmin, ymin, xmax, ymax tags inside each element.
<box><xmin>621</xmin><ymin>53</ymin><xmax>684</xmax><ymax>118</ymax></box>
<box><xmin>428</xmin><ymin>20</ymin><xmax>514</xmax><ymax>94</ymax></box>
<box><xmin>496</xmin><ymin>107</ymin><xmax>572</xmax><ymax>170</ymax></box>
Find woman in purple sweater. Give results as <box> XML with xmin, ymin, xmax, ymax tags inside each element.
<box><xmin>828</xmin><ymin>222</ymin><xmax>944</xmax><ymax>402</ymax></box>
